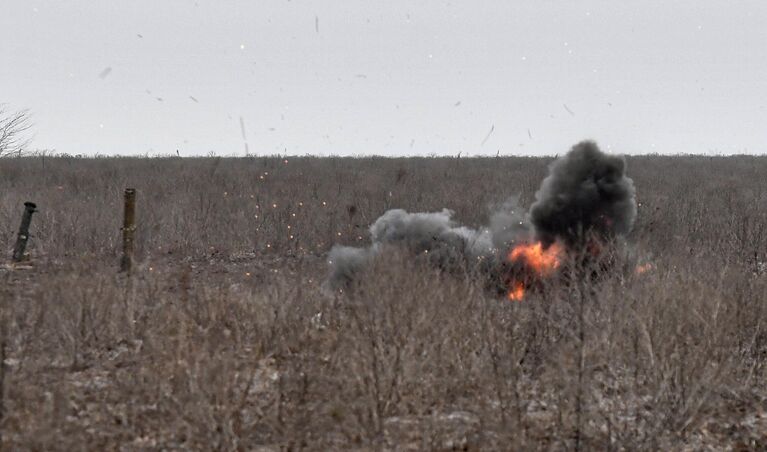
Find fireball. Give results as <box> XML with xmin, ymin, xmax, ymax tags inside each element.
<box><xmin>508</xmin><ymin>241</ymin><xmax>564</xmax><ymax>276</ymax></box>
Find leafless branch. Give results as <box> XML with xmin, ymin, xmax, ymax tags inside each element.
<box><xmin>0</xmin><ymin>105</ymin><xmax>32</xmax><ymax>157</ymax></box>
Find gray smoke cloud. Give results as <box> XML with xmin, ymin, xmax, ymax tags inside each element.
<box><xmin>327</xmin><ymin>204</ymin><xmax>528</xmax><ymax>289</ymax></box>
<box><xmin>326</xmin><ymin>140</ymin><xmax>636</xmax><ymax>290</ymax></box>
<box><xmin>529</xmin><ymin>140</ymin><xmax>637</xmax><ymax>247</ymax></box>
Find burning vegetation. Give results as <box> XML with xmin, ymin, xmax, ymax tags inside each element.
<box><xmin>327</xmin><ymin>140</ymin><xmax>638</xmax><ymax>300</ymax></box>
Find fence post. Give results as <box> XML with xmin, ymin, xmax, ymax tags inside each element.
<box><xmin>120</xmin><ymin>189</ymin><xmax>136</xmax><ymax>273</ymax></box>
<box><xmin>12</xmin><ymin>202</ymin><xmax>37</xmax><ymax>262</ymax></box>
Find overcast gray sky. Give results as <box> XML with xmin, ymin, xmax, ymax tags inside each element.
<box><xmin>2</xmin><ymin>0</ymin><xmax>766</xmax><ymax>156</ymax></box>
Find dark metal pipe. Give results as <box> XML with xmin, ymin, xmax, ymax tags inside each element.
<box><xmin>12</xmin><ymin>202</ymin><xmax>36</xmax><ymax>262</ymax></box>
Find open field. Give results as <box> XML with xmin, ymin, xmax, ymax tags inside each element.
<box><xmin>1</xmin><ymin>154</ymin><xmax>766</xmax><ymax>450</ymax></box>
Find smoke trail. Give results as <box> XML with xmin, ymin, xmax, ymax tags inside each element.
<box><xmin>529</xmin><ymin>140</ymin><xmax>636</xmax><ymax>247</ymax></box>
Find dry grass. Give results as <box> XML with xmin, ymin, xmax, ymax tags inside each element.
<box><xmin>1</xmin><ymin>154</ymin><xmax>766</xmax><ymax>450</ymax></box>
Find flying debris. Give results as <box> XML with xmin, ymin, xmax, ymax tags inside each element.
<box><xmin>137</xmin><ymin>34</ymin><xmax>143</xmax><ymax>38</ymax></box>
<box><xmin>480</xmin><ymin>125</ymin><xmax>495</xmax><ymax>146</ymax></box>
<box><xmin>563</xmin><ymin>104</ymin><xmax>575</xmax><ymax>116</ymax></box>
<box><xmin>454</xmin><ymin>101</ymin><xmax>462</xmax><ymax>107</ymax></box>
<box><xmin>239</xmin><ymin>116</ymin><xmax>250</xmax><ymax>154</ymax></box>
<box><xmin>189</xmin><ymin>96</ymin><xmax>199</xmax><ymax>103</ymax></box>
<box><xmin>98</xmin><ymin>67</ymin><xmax>112</xmax><ymax>79</ymax></box>
<box><xmin>528</xmin><ymin>128</ymin><xmax>533</xmax><ymax>139</ymax></box>
<box><xmin>315</xmin><ymin>15</ymin><xmax>319</xmax><ymax>33</ymax></box>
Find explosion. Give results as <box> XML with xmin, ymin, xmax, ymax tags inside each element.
<box><xmin>326</xmin><ymin>140</ymin><xmax>638</xmax><ymax>300</ymax></box>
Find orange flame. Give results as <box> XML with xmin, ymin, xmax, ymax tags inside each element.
<box><xmin>508</xmin><ymin>281</ymin><xmax>525</xmax><ymax>301</ymax></box>
<box><xmin>505</xmin><ymin>241</ymin><xmax>565</xmax><ymax>301</ymax></box>
<box><xmin>508</xmin><ymin>241</ymin><xmax>564</xmax><ymax>276</ymax></box>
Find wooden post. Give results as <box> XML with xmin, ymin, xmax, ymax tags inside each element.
<box><xmin>120</xmin><ymin>189</ymin><xmax>136</xmax><ymax>273</ymax></box>
<box><xmin>12</xmin><ymin>202</ymin><xmax>36</xmax><ymax>262</ymax></box>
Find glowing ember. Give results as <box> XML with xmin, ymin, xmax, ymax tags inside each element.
<box><xmin>635</xmin><ymin>263</ymin><xmax>653</xmax><ymax>275</ymax></box>
<box><xmin>508</xmin><ymin>281</ymin><xmax>525</xmax><ymax>301</ymax></box>
<box><xmin>508</xmin><ymin>241</ymin><xmax>564</xmax><ymax>276</ymax></box>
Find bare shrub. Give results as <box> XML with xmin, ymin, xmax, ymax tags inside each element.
<box><xmin>0</xmin><ymin>106</ymin><xmax>32</xmax><ymax>157</ymax></box>
<box><xmin>0</xmin><ymin>154</ymin><xmax>765</xmax><ymax>449</ymax></box>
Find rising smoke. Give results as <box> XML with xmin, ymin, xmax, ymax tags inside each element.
<box><xmin>327</xmin><ymin>140</ymin><xmax>637</xmax><ymax>289</ymax></box>
<box><xmin>529</xmin><ymin>140</ymin><xmax>637</xmax><ymax>247</ymax></box>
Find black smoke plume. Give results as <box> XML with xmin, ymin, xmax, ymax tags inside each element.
<box><xmin>529</xmin><ymin>140</ymin><xmax>636</xmax><ymax>247</ymax></box>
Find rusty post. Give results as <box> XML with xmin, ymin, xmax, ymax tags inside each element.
<box><xmin>120</xmin><ymin>189</ymin><xmax>136</xmax><ymax>273</ymax></box>
<box><xmin>12</xmin><ymin>202</ymin><xmax>37</xmax><ymax>262</ymax></box>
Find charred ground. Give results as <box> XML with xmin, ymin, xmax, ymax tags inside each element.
<box><xmin>1</xmin><ymin>153</ymin><xmax>766</xmax><ymax>449</ymax></box>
